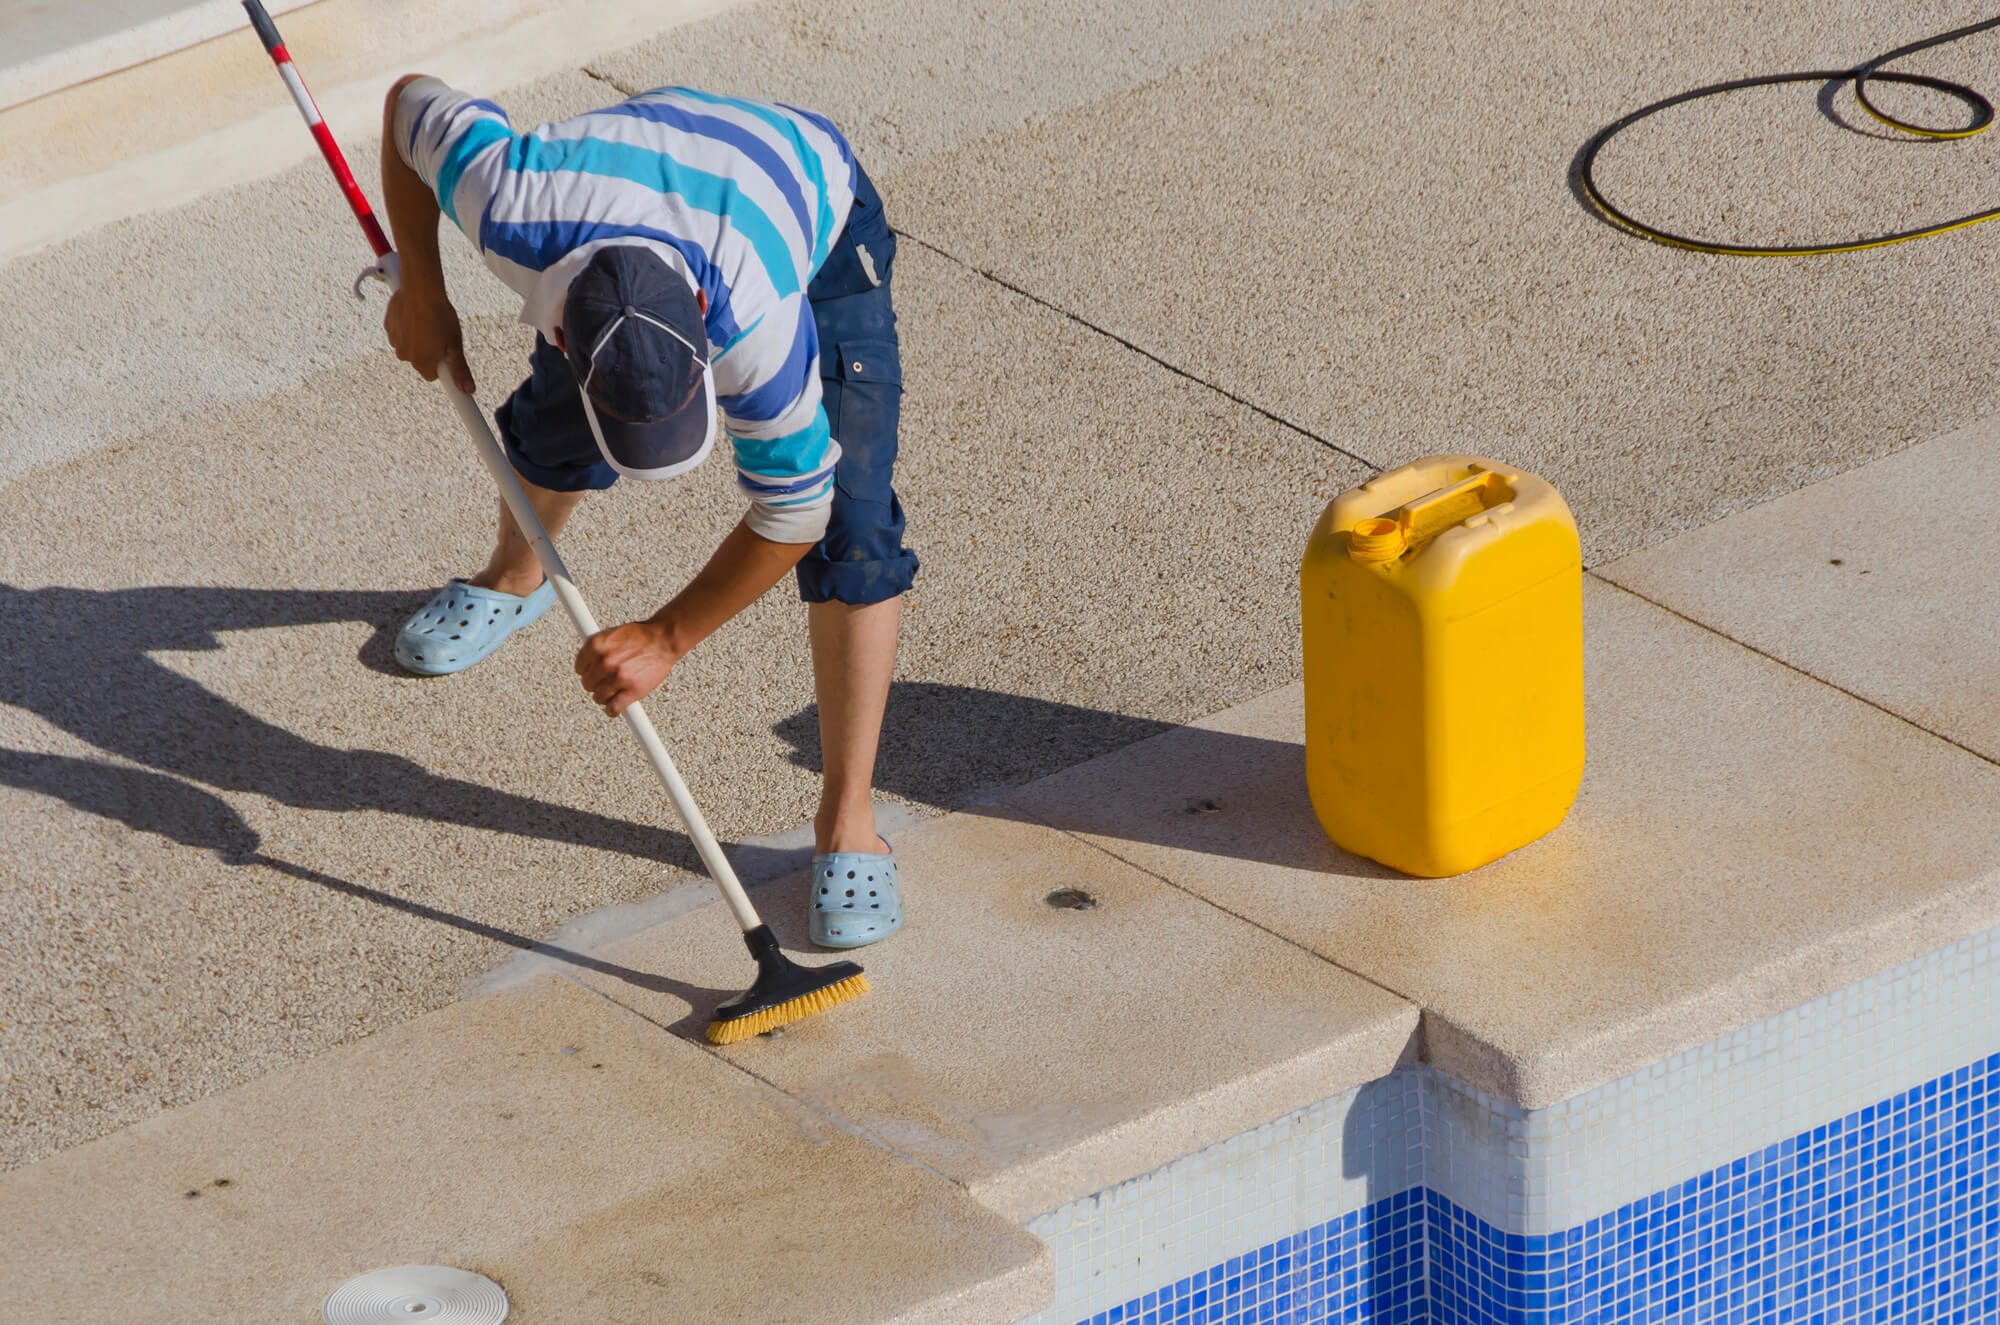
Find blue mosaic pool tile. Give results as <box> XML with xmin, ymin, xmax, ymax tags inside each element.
<box><xmin>1087</xmin><ymin>1053</ymin><xmax>2000</xmax><ymax>1325</ymax></box>
<box><xmin>1079</xmin><ymin>1187</ymin><xmax>1433</xmax><ymax>1324</ymax></box>
<box><xmin>1427</xmin><ymin>1052</ymin><xmax>2000</xmax><ymax>1324</ymax></box>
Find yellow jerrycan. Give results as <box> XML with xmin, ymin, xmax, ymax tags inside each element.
<box><xmin>1300</xmin><ymin>455</ymin><xmax>1584</xmax><ymax>877</ymax></box>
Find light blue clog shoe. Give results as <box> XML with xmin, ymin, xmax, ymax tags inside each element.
<box><xmin>809</xmin><ymin>845</ymin><xmax>903</xmax><ymax>949</ymax></box>
<box><xmin>394</xmin><ymin>578</ymin><xmax>555</xmax><ymax>676</ymax></box>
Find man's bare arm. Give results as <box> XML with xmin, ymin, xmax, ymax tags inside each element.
<box><xmin>378</xmin><ymin>75</ymin><xmax>474</xmax><ymax>392</ymax></box>
<box><xmin>575</xmin><ymin>521</ymin><xmax>817</xmax><ymax>715</ymax></box>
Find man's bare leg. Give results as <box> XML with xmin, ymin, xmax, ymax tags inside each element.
<box><xmin>468</xmin><ymin>482</ymin><xmax>586</xmax><ymax>597</ymax></box>
<box><xmin>810</xmin><ymin>595</ymin><xmax>901</xmax><ymax>855</ymax></box>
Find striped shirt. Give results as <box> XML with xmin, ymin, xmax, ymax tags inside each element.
<box><xmin>394</xmin><ymin>77</ymin><xmax>859</xmax><ymax>542</ymax></box>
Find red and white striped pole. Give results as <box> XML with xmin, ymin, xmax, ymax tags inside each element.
<box><xmin>241</xmin><ymin>0</ymin><xmax>392</xmax><ymax>261</ymax></box>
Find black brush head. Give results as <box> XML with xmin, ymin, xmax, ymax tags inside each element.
<box><xmin>707</xmin><ymin>925</ymin><xmax>867</xmax><ymax>1044</ymax></box>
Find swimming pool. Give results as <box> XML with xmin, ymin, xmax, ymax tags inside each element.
<box><xmin>1021</xmin><ymin>927</ymin><xmax>2000</xmax><ymax>1324</ymax></box>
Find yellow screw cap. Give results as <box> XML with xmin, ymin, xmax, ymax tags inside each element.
<box><xmin>1348</xmin><ymin>517</ymin><xmax>1406</xmax><ymax>564</ymax></box>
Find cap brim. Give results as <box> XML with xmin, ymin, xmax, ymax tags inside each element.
<box><xmin>586</xmin><ymin>370</ymin><xmax>718</xmax><ymax>481</ymax></box>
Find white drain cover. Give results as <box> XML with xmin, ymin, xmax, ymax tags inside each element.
<box><xmin>323</xmin><ymin>1265</ymin><xmax>509</xmax><ymax>1324</ymax></box>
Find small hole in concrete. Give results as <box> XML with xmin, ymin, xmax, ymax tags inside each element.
<box><xmin>1186</xmin><ymin>798</ymin><xmax>1222</xmax><ymax>814</ymax></box>
<box><xmin>211</xmin><ymin>1178</ymin><xmax>232</xmax><ymax>1188</ymax></box>
<box><xmin>1829</xmin><ymin>558</ymin><xmax>1844</xmax><ymax>566</ymax></box>
<box><xmin>1045</xmin><ymin>888</ymin><xmax>1098</xmax><ymax>911</ymax></box>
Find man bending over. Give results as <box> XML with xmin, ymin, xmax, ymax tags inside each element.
<box><xmin>378</xmin><ymin>73</ymin><xmax>914</xmax><ymax>949</ymax></box>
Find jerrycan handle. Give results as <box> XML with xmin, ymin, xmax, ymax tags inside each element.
<box><xmin>1349</xmin><ymin>469</ymin><xmax>1514</xmax><ymax>563</ymax></box>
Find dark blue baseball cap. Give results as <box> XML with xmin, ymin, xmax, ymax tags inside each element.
<box><xmin>560</xmin><ymin>243</ymin><xmax>717</xmax><ymax>479</ymax></box>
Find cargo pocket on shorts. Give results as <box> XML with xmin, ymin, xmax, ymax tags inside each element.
<box><xmin>828</xmin><ymin>337</ymin><xmax>903</xmax><ymax>501</ymax></box>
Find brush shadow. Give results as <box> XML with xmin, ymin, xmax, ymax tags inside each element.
<box><xmin>3</xmin><ymin>589</ymin><xmax>1253</xmax><ymax>1027</ymax></box>
<box><xmin>0</xmin><ymin>749</ymin><xmax>728</xmax><ymax>1013</ymax></box>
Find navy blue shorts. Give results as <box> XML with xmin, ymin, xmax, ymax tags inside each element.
<box><xmin>495</xmin><ymin>161</ymin><xmax>917</xmax><ymax>606</ymax></box>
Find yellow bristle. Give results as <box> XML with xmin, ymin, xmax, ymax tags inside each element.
<box><xmin>706</xmin><ymin>973</ymin><xmax>870</xmax><ymax>1044</ymax></box>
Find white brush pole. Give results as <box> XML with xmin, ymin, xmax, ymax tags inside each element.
<box><xmin>438</xmin><ymin>377</ymin><xmax>765</xmax><ymax>935</ymax></box>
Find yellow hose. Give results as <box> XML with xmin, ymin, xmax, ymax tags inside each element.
<box><xmin>1580</xmin><ymin>16</ymin><xmax>2000</xmax><ymax>256</ymax></box>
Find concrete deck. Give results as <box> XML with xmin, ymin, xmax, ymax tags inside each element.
<box><xmin>1598</xmin><ymin>410</ymin><xmax>2000</xmax><ymax>762</ymax></box>
<box><xmin>568</xmin><ymin>806</ymin><xmax>1420</xmax><ymax>1222</ymax></box>
<box><xmin>1008</xmin><ymin>576</ymin><xmax>2000</xmax><ymax>1108</ymax></box>
<box><xmin>0</xmin><ymin>0</ymin><xmax>315</xmax><ymax>112</ymax></box>
<box><xmin>7</xmin><ymin>407</ymin><xmax>1998</xmax><ymax>1310</ymax></box>
<box><xmin>0</xmin><ymin>973</ymin><xmax>1051</xmax><ymax>1322</ymax></box>
<box><xmin>4</xmin><ymin>0</ymin><xmax>2000</xmax><ymax>1314</ymax></box>
<box><xmin>0</xmin><ymin>0</ymin><xmax>741</xmax><ymax>223</ymax></box>
<box><xmin>887</xmin><ymin>0</ymin><xmax>2000</xmax><ymax>564</ymax></box>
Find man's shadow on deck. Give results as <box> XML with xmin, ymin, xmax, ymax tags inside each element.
<box><xmin>0</xmin><ymin>582</ymin><xmax>701</xmax><ymax>869</ymax></box>
<box><xmin>3</xmin><ymin>581</ymin><xmax>1346</xmax><ymax>875</ymax></box>
<box><xmin>2</xmin><ymin>580</ymin><xmax>1377</xmax><ymax>1009</ymax></box>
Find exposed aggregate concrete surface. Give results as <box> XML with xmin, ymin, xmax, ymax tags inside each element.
<box><xmin>4</xmin><ymin>0</ymin><xmax>2000</xmax><ymax>1172</ymax></box>
<box><xmin>890</xmin><ymin>0</ymin><xmax>2000</xmax><ymax>564</ymax></box>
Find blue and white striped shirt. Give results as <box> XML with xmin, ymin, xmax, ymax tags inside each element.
<box><xmin>394</xmin><ymin>78</ymin><xmax>858</xmax><ymax>542</ymax></box>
